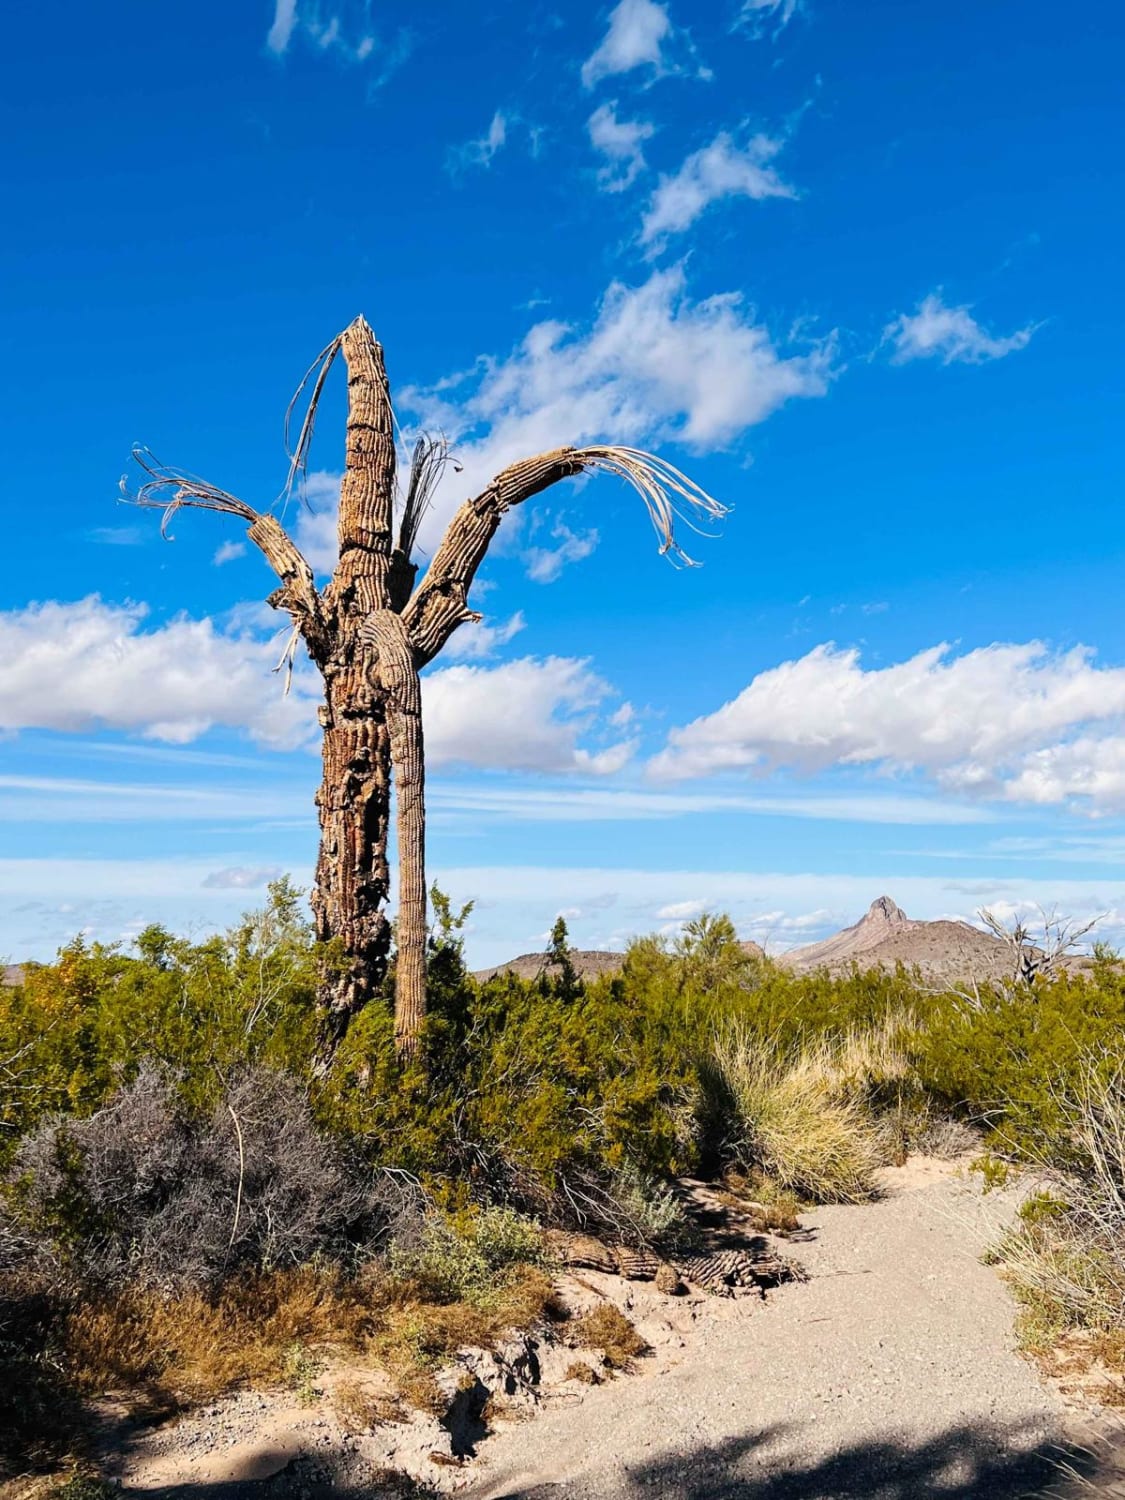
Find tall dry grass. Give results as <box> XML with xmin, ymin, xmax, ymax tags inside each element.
<box><xmin>704</xmin><ymin>1022</ymin><xmax>918</xmax><ymax>1203</ymax></box>
<box><xmin>997</xmin><ymin>1066</ymin><xmax>1125</xmax><ymax>1349</ymax></box>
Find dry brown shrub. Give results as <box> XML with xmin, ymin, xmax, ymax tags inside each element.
<box><xmin>333</xmin><ymin>1378</ymin><xmax>404</xmax><ymax>1432</ymax></box>
<box><xmin>63</xmin><ymin>1265</ymin><xmax>379</xmax><ymax>1401</ymax></box>
<box><xmin>569</xmin><ymin>1303</ymin><xmax>647</xmax><ymax>1370</ymax></box>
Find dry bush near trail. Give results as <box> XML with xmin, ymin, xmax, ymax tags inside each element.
<box><xmin>996</xmin><ymin>1067</ymin><xmax>1125</xmax><ymax>1373</ymax></box>
<box><xmin>568</xmin><ymin>1303</ymin><xmax>648</xmax><ymax>1372</ymax></box>
<box><xmin>702</xmin><ymin>1026</ymin><xmax>907</xmax><ymax>1204</ymax></box>
<box><xmin>8</xmin><ymin>1065</ymin><xmax>420</xmax><ymax>1292</ymax></box>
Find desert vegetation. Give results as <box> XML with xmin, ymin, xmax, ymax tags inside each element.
<box><xmin>4</xmin><ymin>882</ymin><xmax>1125</xmax><ymax>1482</ymax></box>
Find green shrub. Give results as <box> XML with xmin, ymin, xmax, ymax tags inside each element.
<box><xmin>388</xmin><ymin>1207</ymin><xmax>543</xmax><ymax>1303</ymax></box>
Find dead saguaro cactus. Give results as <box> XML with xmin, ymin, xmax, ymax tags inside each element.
<box><xmin>129</xmin><ymin>316</ymin><xmax>727</xmax><ymax>1058</ymax></box>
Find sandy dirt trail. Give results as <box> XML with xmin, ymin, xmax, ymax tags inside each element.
<box><xmin>465</xmin><ymin>1161</ymin><xmax>1083</xmax><ymax>1500</ymax></box>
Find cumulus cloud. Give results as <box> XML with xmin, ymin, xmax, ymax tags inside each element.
<box><xmin>0</xmin><ymin>597</ymin><xmax>635</xmax><ymax>778</ymax></box>
<box><xmin>0</xmin><ymin>597</ymin><xmax>317</xmax><ymax>749</ymax></box>
<box><xmin>422</xmin><ymin>656</ymin><xmax>634</xmax><ymax>774</ymax></box>
<box><xmin>582</xmin><ymin>0</ymin><xmax>676</xmax><ymax>87</ymax></box>
<box><xmin>588</xmin><ymin>102</ymin><xmax>655</xmax><ymax>191</ymax></box>
<box><xmin>883</xmin><ymin>292</ymin><xmax>1038</xmax><ymax>365</ymax></box>
<box><xmin>641</xmin><ymin>132</ymin><xmax>796</xmax><ymax>246</ymax></box>
<box><xmin>291</xmin><ymin>470</ymin><xmax>343</xmax><ymax>577</ymax></box>
<box><xmin>403</xmin><ymin>266</ymin><xmax>834</xmax><ymax>545</ymax></box>
<box><xmin>650</xmin><ymin>639</ymin><xmax>1125</xmax><ymax>812</ymax></box>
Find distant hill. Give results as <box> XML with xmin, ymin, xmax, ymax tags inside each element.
<box><xmin>773</xmin><ymin>895</ymin><xmax>1022</xmax><ymax>985</ymax></box>
<box><xmin>2</xmin><ymin>964</ymin><xmax>25</xmax><ymax>987</ymax></box>
<box><xmin>474</xmin><ymin>895</ymin><xmax>1087</xmax><ymax>989</ymax></box>
<box><xmin>473</xmin><ymin>950</ymin><xmax>625</xmax><ymax>983</ymax></box>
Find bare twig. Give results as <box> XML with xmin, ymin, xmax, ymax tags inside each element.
<box><xmin>227</xmin><ymin>1102</ymin><xmax>246</xmax><ymax>1251</ymax></box>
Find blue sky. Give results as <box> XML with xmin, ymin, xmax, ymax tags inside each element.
<box><xmin>3</xmin><ymin>0</ymin><xmax>1124</xmax><ymax>964</ymax></box>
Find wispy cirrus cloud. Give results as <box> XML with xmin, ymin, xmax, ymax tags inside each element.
<box><xmin>265</xmin><ymin>1</ymin><xmax>410</xmax><ymax>80</ymax></box>
<box><xmin>448</xmin><ymin>110</ymin><xmax>509</xmax><ymax>173</ymax></box>
<box><xmin>737</xmin><ymin>0</ymin><xmax>805</xmax><ymax>39</ymax></box>
<box><xmin>213</xmin><ymin>539</ymin><xmax>247</xmax><ymax>566</ymax></box>
<box><xmin>266</xmin><ymin>0</ymin><xmax>299</xmax><ymax>54</ymax></box>
<box><xmin>202</xmin><ymin>866</ymin><xmax>285</xmax><ymax>889</ymax></box>
<box><xmin>883</xmin><ymin>292</ymin><xmax>1039</xmax><ymax>365</ymax></box>
<box><xmin>641</xmin><ymin>131</ymin><xmax>797</xmax><ymax>247</ymax></box>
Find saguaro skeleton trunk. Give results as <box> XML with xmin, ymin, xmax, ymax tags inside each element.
<box><xmin>131</xmin><ymin>316</ymin><xmax>726</xmax><ymax>1057</ymax></box>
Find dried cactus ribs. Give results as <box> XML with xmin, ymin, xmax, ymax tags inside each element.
<box><xmin>545</xmin><ymin>1231</ymin><xmax>808</xmax><ymax>1297</ymax></box>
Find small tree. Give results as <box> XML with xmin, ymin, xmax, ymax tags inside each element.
<box><xmin>542</xmin><ymin>916</ymin><xmax>582</xmax><ymax>1002</ymax></box>
<box><xmin>130</xmin><ymin>317</ymin><xmax>726</xmax><ymax>1056</ymax></box>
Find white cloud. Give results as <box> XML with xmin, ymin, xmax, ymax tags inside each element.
<box><xmin>88</xmin><ymin>525</ymin><xmax>145</xmax><ymax>547</ymax></box>
<box><xmin>656</xmin><ymin>897</ymin><xmax>707</xmax><ymax>919</ymax></box>
<box><xmin>266</xmin><ymin>0</ymin><xmax>298</xmax><ymax>54</ymax></box>
<box><xmin>202</xmin><ymin>866</ymin><xmax>285</xmax><ymax>889</ymax></box>
<box><xmin>403</xmin><ymin>266</ymin><xmax>834</xmax><ymax>546</ymax></box>
<box><xmin>264</xmin><ymin>2</ymin><xmax>396</xmax><ymax>69</ymax></box>
<box><xmin>588</xmin><ymin>102</ymin><xmax>655</xmax><ymax>191</ymax></box>
<box><xmin>422</xmin><ymin>656</ymin><xmax>633</xmax><ymax>774</ymax></box>
<box><xmin>0</xmin><ymin>773</ymin><xmax>311</xmax><ymax>824</ymax></box>
<box><xmin>650</xmin><ymin>639</ymin><xmax>1125</xmax><ymax>812</ymax></box>
<box><xmin>0</xmin><ymin>597</ymin><xmax>317</xmax><ymax>750</ymax></box>
<box><xmin>641</xmin><ymin>131</ymin><xmax>796</xmax><ymax>246</ymax></box>
<box><xmin>425</xmin><ymin>782</ymin><xmax>991</xmax><ymax>826</ymax></box>
<box><xmin>213</xmin><ymin>539</ymin><xmax>247</xmax><ymax>566</ymax></box>
<box><xmin>291</xmin><ymin>470</ymin><xmax>343</xmax><ymax>577</ymax></box>
<box><xmin>0</xmin><ymin>597</ymin><xmax>638</xmax><ymax>779</ymax></box>
<box><xmin>737</xmin><ymin>0</ymin><xmax>803</xmax><ymax>38</ymax></box>
<box><xmin>442</xmin><ymin>611</ymin><xmax>527</xmax><ymax>661</ymax></box>
<box><xmin>883</xmin><ymin>292</ymin><xmax>1038</xmax><ymax>365</ymax></box>
<box><xmin>450</xmin><ymin>110</ymin><xmax>509</xmax><ymax>172</ymax></box>
<box><xmin>524</xmin><ymin>521</ymin><xmax>600</xmax><ymax>582</ymax></box>
<box><xmin>286</xmin><ymin>271</ymin><xmax>831</xmax><ymax>575</ymax></box>
<box><xmin>582</xmin><ymin>0</ymin><xmax>675</xmax><ymax>87</ymax></box>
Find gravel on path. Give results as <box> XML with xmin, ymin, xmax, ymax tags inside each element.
<box><xmin>464</xmin><ymin>1160</ymin><xmax>1077</xmax><ymax>1500</ymax></box>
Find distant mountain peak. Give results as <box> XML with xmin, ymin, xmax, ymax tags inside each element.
<box><xmin>863</xmin><ymin>895</ymin><xmax>910</xmax><ymax>927</ymax></box>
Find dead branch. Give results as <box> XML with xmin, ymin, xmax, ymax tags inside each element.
<box><xmin>124</xmin><ymin>448</ymin><xmax>332</xmax><ymax>666</ymax></box>
<box><xmin>401</xmin><ymin>442</ymin><xmax>729</xmax><ymax>665</ymax></box>
<box><xmin>978</xmin><ymin>904</ymin><xmax>1105</xmax><ymax>986</ymax></box>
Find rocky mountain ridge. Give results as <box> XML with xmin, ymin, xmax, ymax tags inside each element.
<box><xmin>476</xmin><ymin>896</ymin><xmax>1037</xmax><ymax>987</ymax></box>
